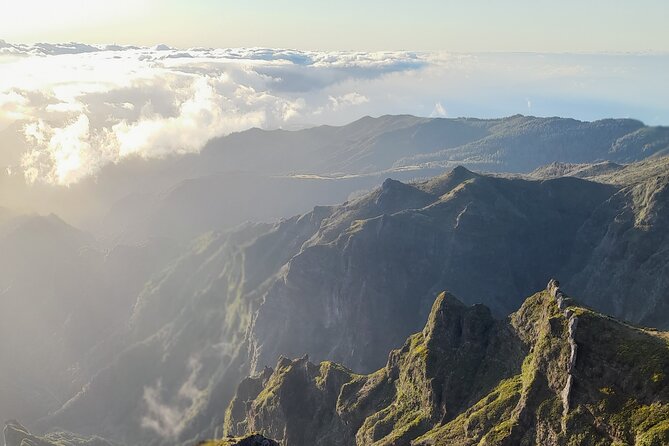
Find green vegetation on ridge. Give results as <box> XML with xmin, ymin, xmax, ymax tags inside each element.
<box><xmin>225</xmin><ymin>289</ymin><xmax>669</xmax><ymax>446</ymax></box>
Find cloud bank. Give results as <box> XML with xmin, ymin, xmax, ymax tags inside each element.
<box><xmin>0</xmin><ymin>42</ymin><xmax>667</xmax><ymax>184</ymax></box>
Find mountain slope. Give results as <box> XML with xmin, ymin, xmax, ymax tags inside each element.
<box><xmin>196</xmin><ymin>114</ymin><xmax>668</xmax><ymax>175</ymax></box>
<box><xmin>36</xmin><ymin>160</ymin><xmax>669</xmax><ymax>445</ymax></box>
<box><xmin>38</xmin><ymin>216</ymin><xmax>327</xmax><ymax>445</ymax></box>
<box><xmin>96</xmin><ymin>116</ymin><xmax>668</xmax><ymax>242</ymax></box>
<box><xmin>225</xmin><ymin>283</ymin><xmax>669</xmax><ymax>446</ymax></box>
<box><xmin>392</xmin><ymin>116</ymin><xmax>669</xmax><ymax>173</ymax></box>
<box><xmin>247</xmin><ymin>168</ymin><xmax>615</xmax><ymax>374</ymax></box>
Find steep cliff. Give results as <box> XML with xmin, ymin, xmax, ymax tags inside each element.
<box><xmin>226</xmin><ymin>283</ymin><xmax>669</xmax><ymax>445</ymax></box>
<box><xmin>247</xmin><ymin>167</ymin><xmax>616</xmax><ymax>374</ymax></box>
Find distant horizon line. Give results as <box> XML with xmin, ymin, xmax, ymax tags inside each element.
<box><xmin>2</xmin><ymin>39</ymin><xmax>669</xmax><ymax>57</ymax></box>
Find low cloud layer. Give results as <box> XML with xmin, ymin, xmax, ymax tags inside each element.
<box><xmin>1</xmin><ymin>42</ymin><xmax>667</xmax><ymax>185</ymax></box>
<box><xmin>141</xmin><ymin>356</ymin><xmax>204</xmax><ymax>438</ymax></box>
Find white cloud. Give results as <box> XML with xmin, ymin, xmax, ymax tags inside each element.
<box><xmin>141</xmin><ymin>356</ymin><xmax>204</xmax><ymax>438</ymax></box>
<box><xmin>22</xmin><ymin>115</ymin><xmax>99</xmax><ymax>184</ymax></box>
<box><xmin>430</xmin><ymin>102</ymin><xmax>447</xmax><ymax>118</ymax></box>
<box><xmin>328</xmin><ymin>92</ymin><xmax>369</xmax><ymax>111</ymax></box>
<box><xmin>0</xmin><ymin>46</ymin><xmax>426</xmax><ymax>184</ymax></box>
<box><xmin>0</xmin><ymin>90</ymin><xmax>30</xmax><ymax>123</ymax></box>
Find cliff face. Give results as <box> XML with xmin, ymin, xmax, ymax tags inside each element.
<box><xmin>566</xmin><ymin>173</ymin><xmax>669</xmax><ymax>327</ymax></box>
<box><xmin>248</xmin><ymin>168</ymin><xmax>616</xmax><ymax>374</ymax></box>
<box><xmin>226</xmin><ymin>284</ymin><xmax>669</xmax><ymax>446</ymax></box>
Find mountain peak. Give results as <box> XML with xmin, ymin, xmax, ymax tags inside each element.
<box><xmin>419</xmin><ymin>165</ymin><xmax>478</xmax><ymax>196</ymax></box>
<box><xmin>381</xmin><ymin>177</ymin><xmax>403</xmax><ymax>190</ymax></box>
<box><xmin>422</xmin><ymin>291</ymin><xmax>494</xmax><ymax>347</ymax></box>
<box><xmin>371</xmin><ymin>177</ymin><xmax>434</xmax><ymax>212</ymax></box>
<box><xmin>450</xmin><ymin>165</ymin><xmax>473</xmax><ymax>176</ymax></box>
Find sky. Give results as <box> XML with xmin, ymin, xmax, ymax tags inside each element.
<box><xmin>0</xmin><ymin>1</ymin><xmax>668</xmax><ymax>185</ymax></box>
<box><xmin>2</xmin><ymin>0</ymin><xmax>669</xmax><ymax>52</ymax></box>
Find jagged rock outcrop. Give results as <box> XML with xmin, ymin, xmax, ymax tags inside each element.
<box><xmin>226</xmin><ymin>285</ymin><xmax>669</xmax><ymax>445</ymax></box>
<box><xmin>3</xmin><ymin>420</ymin><xmax>112</xmax><ymax>446</ymax></box>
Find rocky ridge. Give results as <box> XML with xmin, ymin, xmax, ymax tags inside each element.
<box><xmin>225</xmin><ymin>281</ymin><xmax>669</xmax><ymax>446</ymax></box>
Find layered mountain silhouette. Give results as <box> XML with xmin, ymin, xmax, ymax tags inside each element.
<box><xmin>21</xmin><ymin>155</ymin><xmax>667</xmax><ymax>445</ymax></box>
<box><xmin>224</xmin><ymin>284</ymin><xmax>669</xmax><ymax>445</ymax></box>
<box><xmin>192</xmin><ymin>114</ymin><xmax>669</xmax><ymax>175</ymax></box>
<box><xmin>92</xmin><ymin>115</ymin><xmax>669</xmax><ymax>242</ymax></box>
<box><xmin>2</xmin><ymin>115</ymin><xmax>669</xmax><ymax>445</ymax></box>
<box><xmin>3</xmin><ymin>115</ymin><xmax>668</xmax><ymax>243</ymax></box>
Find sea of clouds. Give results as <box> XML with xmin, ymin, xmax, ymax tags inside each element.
<box><xmin>1</xmin><ymin>41</ymin><xmax>667</xmax><ymax>185</ymax></box>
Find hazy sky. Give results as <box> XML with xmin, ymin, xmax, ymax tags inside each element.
<box><xmin>2</xmin><ymin>0</ymin><xmax>669</xmax><ymax>52</ymax></box>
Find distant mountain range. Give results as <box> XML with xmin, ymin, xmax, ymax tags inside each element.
<box><xmin>2</xmin><ymin>115</ymin><xmax>668</xmax><ymax>243</ymax></box>
<box><xmin>183</xmin><ymin>114</ymin><xmax>669</xmax><ymax>176</ymax></box>
<box><xmin>86</xmin><ymin>114</ymin><xmax>669</xmax><ymax>243</ymax></box>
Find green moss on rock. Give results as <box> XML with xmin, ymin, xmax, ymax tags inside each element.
<box><xmin>224</xmin><ymin>287</ymin><xmax>669</xmax><ymax>446</ymax></box>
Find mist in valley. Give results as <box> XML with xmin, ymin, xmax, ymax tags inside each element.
<box><xmin>2</xmin><ymin>2</ymin><xmax>669</xmax><ymax>445</ymax></box>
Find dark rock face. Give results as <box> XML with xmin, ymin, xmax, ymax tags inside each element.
<box><xmin>566</xmin><ymin>174</ymin><xmax>669</xmax><ymax>327</ymax></box>
<box><xmin>226</xmin><ymin>287</ymin><xmax>669</xmax><ymax>446</ymax></box>
<box><xmin>248</xmin><ymin>168</ymin><xmax>617</xmax><ymax>374</ymax></box>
